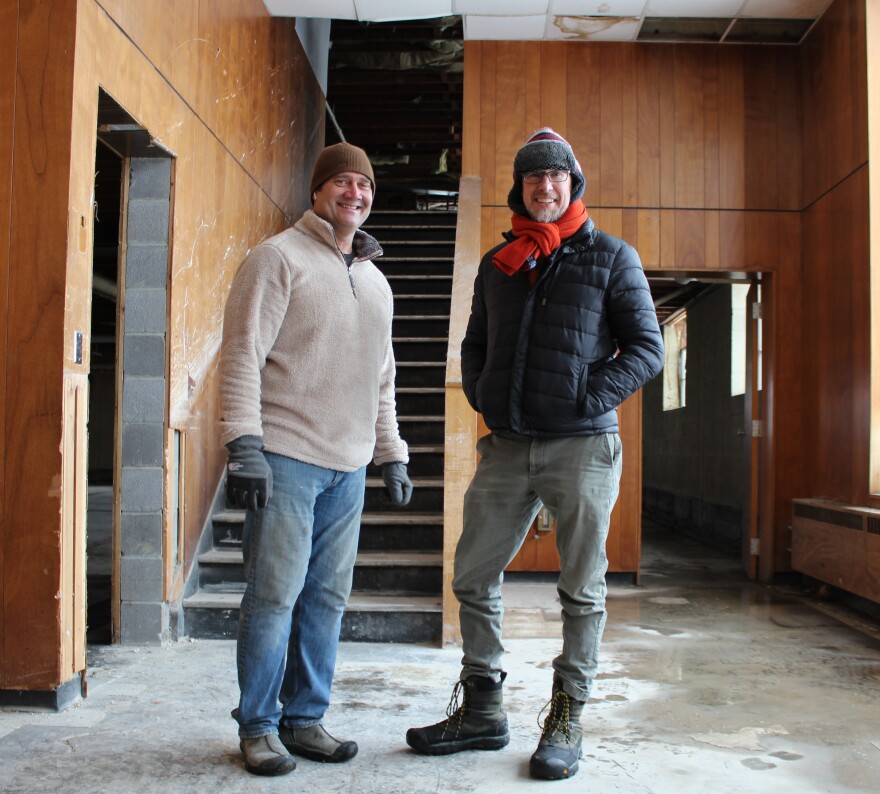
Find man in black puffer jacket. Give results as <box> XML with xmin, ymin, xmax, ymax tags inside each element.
<box><xmin>407</xmin><ymin>129</ymin><xmax>663</xmax><ymax>781</ymax></box>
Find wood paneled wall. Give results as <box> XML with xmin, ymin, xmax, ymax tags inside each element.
<box><xmin>798</xmin><ymin>0</ymin><xmax>873</xmax><ymax>512</ymax></box>
<box><xmin>2</xmin><ymin>0</ymin><xmax>323</xmax><ymax>691</ymax></box>
<box><xmin>0</xmin><ymin>0</ymin><xmax>18</xmax><ymax>694</ymax></box>
<box><xmin>460</xmin><ymin>38</ymin><xmax>805</xmax><ymax>590</ymax></box>
<box><xmin>3</xmin><ymin>0</ymin><xmax>78</xmax><ymax>692</ymax></box>
<box><xmin>460</xmin><ymin>0</ymin><xmax>875</xmax><ymax>587</ymax></box>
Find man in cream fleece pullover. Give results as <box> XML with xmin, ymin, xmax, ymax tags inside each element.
<box><xmin>219</xmin><ymin>142</ymin><xmax>412</xmax><ymax>777</ymax></box>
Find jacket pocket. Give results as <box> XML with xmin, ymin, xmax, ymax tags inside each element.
<box><xmin>576</xmin><ymin>360</ymin><xmax>589</xmax><ymax>416</ymax></box>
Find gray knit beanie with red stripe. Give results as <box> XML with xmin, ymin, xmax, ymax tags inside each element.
<box><xmin>507</xmin><ymin>128</ymin><xmax>586</xmax><ymax>216</ymax></box>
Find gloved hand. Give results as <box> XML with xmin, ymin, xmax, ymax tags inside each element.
<box><xmin>382</xmin><ymin>461</ymin><xmax>413</xmax><ymax>507</ymax></box>
<box><xmin>225</xmin><ymin>435</ymin><xmax>273</xmax><ymax>511</ymax></box>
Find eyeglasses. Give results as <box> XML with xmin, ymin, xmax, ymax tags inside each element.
<box><xmin>523</xmin><ymin>169</ymin><xmax>570</xmax><ymax>184</ymax></box>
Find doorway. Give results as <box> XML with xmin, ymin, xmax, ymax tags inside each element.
<box><xmin>641</xmin><ymin>272</ymin><xmax>765</xmax><ymax>580</ymax></box>
<box><xmin>85</xmin><ymin>89</ymin><xmax>174</xmax><ymax>647</ymax></box>
<box><xmin>86</xmin><ymin>139</ymin><xmax>123</xmax><ymax>644</ymax></box>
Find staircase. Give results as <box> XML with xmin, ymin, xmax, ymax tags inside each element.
<box><xmin>183</xmin><ymin>209</ymin><xmax>454</xmax><ymax>644</ymax></box>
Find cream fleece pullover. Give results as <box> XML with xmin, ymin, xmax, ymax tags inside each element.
<box><xmin>219</xmin><ymin>210</ymin><xmax>408</xmax><ymax>472</ymax></box>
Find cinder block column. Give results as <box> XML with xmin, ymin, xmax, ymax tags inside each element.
<box><xmin>119</xmin><ymin>158</ymin><xmax>171</xmax><ymax>644</ymax></box>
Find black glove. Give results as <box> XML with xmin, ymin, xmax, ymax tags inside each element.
<box><xmin>382</xmin><ymin>462</ymin><xmax>413</xmax><ymax>507</ymax></box>
<box><xmin>225</xmin><ymin>435</ymin><xmax>273</xmax><ymax>511</ymax></box>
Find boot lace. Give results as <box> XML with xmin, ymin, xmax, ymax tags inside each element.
<box><xmin>536</xmin><ymin>689</ymin><xmax>572</xmax><ymax>741</ymax></box>
<box><xmin>441</xmin><ymin>681</ymin><xmax>467</xmax><ymax>738</ymax></box>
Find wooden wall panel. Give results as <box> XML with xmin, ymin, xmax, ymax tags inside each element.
<box><xmin>566</xmin><ymin>45</ymin><xmax>602</xmax><ymax>206</ymax></box>
<box><xmin>801</xmin><ymin>0</ymin><xmax>868</xmax><ymax>206</ymax></box>
<box><xmin>673</xmin><ymin>47</ymin><xmax>705</xmax><ymax>208</ymax></box>
<box><xmin>0</xmin><ymin>0</ymin><xmax>17</xmax><ymax>684</ymax></box>
<box><xmin>801</xmin><ymin>167</ymin><xmax>871</xmax><ymax>505</ymax></box>
<box><xmin>635</xmin><ymin>47</ymin><xmax>661</xmax><ymax>207</ymax></box>
<box><xmin>869</xmin><ymin>0</ymin><xmax>880</xmax><ymax>495</ymax></box>
<box><xmin>599</xmin><ymin>45</ymin><xmax>625</xmax><ymax>207</ymax></box>
<box><xmin>718</xmin><ymin>47</ymin><xmax>745</xmax><ymax>208</ymax></box>
<box><xmin>471</xmin><ymin>40</ymin><xmax>800</xmax><ymax>220</ymax></box>
<box><xmin>3</xmin><ymin>0</ymin><xmax>77</xmax><ymax>690</ymax></box>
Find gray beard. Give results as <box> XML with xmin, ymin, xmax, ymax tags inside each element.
<box><xmin>528</xmin><ymin>204</ymin><xmax>565</xmax><ymax>223</ymax></box>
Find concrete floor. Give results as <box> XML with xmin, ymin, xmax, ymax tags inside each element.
<box><xmin>2</xmin><ymin>524</ymin><xmax>880</xmax><ymax>793</ymax></box>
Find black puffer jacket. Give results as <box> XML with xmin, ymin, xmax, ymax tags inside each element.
<box><xmin>461</xmin><ymin>217</ymin><xmax>663</xmax><ymax>437</ymax></box>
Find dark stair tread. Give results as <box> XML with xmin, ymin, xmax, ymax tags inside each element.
<box><xmin>355</xmin><ymin>550</ymin><xmax>442</xmax><ymax>566</ymax></box>
<box><xmin>184</xmin><ymin>590</ymin><xmax>441</xmax><ymax>613</ymax></box>
<box><xmin>393</xmin><ymin>336</ymin><xmax>448</xmax><ymax>342</ymax></box>
<box><xmin>365</xmin><ymin>476</ymin><xmax>443</xmax><ymax>487</ymax></box>
<box><xmin>347</xmin><ymin>593</ymin><xmax>442</xmax><ymax>612</ymax></box>
<box><xmin>395</xmin><ymin>314</ymin><xmax>451</xmax><ymax>319</ymax></box>
<box><xmin>380</xmin><ymin>239</ymin><xmax>455</xmax><ymax>245</ymax></box>
<box><xmin>396</xmin><ymin>361</ymin><xmax>445</xmax><ymax>366</ymax></box>
<box><xmin>360</xmin><ymin>512</ymin><xmax>443</xmax><ymax>525</ymax></box>
<box><xmin>381</xmin><ymin>256</ymin><xmax>453</xmax><ymax>262</ymax></box>
<box><xmin>397</xmin><ymin>415</ymin><xmax>444</xmax><ymax>422</ymax></box>
<box><xmin>397</xmin><ymin>388</ymin><xmax>444</xmax><ymax>394</ymax></box>
<box><xmin>213</xmin><ymin>510</ymin><xmax>245</xmax><ymax>523</ymax></box>
<box><xmin>387</xmin><ymin>274</ymin><xmax>452</xmax><ymax>280</ymax></box>
<box><xmin>198</xmin><ymin>548</ymin><xmax>441</xmax><ymax>567</ymax></box>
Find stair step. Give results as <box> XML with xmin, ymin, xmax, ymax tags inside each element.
<box><xmin>183</xmin><ymin>590</ymin><xmax>443</xmax><ymax>642</ymax></box>
<box><xmin>394</xmin><ymin>361</ymin><xmax>446</xmax><ymax>388</ymax></box>
<box><xmin>360</xmin><ymin>511</ymin><xmax>443</xmax><ymax>525</ymax></box>
<box><xmin>395</xmin><ymin>418</ymin><xmax>445</xmax><ymax>443</ymax></box>
<box><xmin>393</xmin><ymin>339</ymin><xmax>448</xmax><ymax>362</ymax></box>
<box><xmin>394</xmin><ymin>316</ymin><xmax>450</xmax><ymax>337</ymax></box>
<box><xmin>185</xmin><ymin>590</ymin><xmax>443</xmax><ymax>612</ymax></box>
<box><xmin>198</xmin><ymin>548</ymin><xmax>442</xmax><ymax>568</ymax></box>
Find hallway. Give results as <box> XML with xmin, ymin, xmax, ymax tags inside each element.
<box><xmin>2</xmin><ymin>524</ymin><xmax>878</xmax><ymax>793</ymax></box>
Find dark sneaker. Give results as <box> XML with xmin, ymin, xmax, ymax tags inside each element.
<box><xmin>279</xmin><ymin>723</ymin><xmax>358</xmax><ymax>763</ymax></box>
<box><xmin>528</xmin><ymin>687</ymin><xmax>585</xmax><ymax>780</ymax></box>
<box><xmin>239</xmin><ymin>734</ymin><xmax>296</xmax><ymax>776</ymax></box>
<box><xmin>406</xmin><ymin>675</ymin><xmax>510</xmax><ymax>755</ymax></box>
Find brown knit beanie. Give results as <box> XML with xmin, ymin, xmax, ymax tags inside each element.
<box><xmin>310</xmin><ymin>142</ymin><xmax>375</xmax><ymax>197</ymax></box>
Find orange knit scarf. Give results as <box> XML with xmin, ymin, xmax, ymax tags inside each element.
<box><xmin>492</xmin><ymin>200</ymin><xmax>589</xmax><ymax>277</ymax></box>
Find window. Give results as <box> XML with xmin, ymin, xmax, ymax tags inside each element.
<box><xmin>663</xmin><ymin>312</ymin><xmax>687</xmax><ymax>410</ymax></box>
<box><xmin>731</xmin><ymin>284</ymin><xmax>762</xmax><ymax>397</ymax></box>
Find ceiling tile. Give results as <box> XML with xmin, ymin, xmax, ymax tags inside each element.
<box><xmin>355</xmin><ymin>0</ymin><xmax>453</xmax><ymax>20</ymax></box>
<box><xmin>646</xmin><ymin>0</ymin><xmax>742</xmax><ymax>17</ymax></box>
<box><xmin>739</xmin><ymin>0</ymin><xmax>832</xmax><ymax>19</ymax></box>
<box><xmin>454</xmin><ymin>1</ymin><xmax>549</xmax><ymax>14</ymax></box>
<box><xmin>263</xmin><ymin>0</ymin><xmax>358</xmax><ymax>17</ymax></box>
<box><xmin>464</xmin><ymin>13</ymin><xmax>548</xmax><ymax>38</ymax></box>
<box><xmin>546</xmin><ymin>14</ymin><xmax>641</xmax><ymax>40</ymax></box>
<box><xmin>550</xmin><ymin>0</ymin><xmax>646</xmax><ymax>15</ymax></box>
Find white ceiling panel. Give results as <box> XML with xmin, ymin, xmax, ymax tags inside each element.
<box><xmin>739</xmin><ymin>0</ymin><xmax>832</xmax><ymax>18</ymax></box>
<box><xmin>262</xmin><ymin>0</ymin><xmax>358</xmax><ymax>17</ymax></box>
<box><xmin>546</xmin><ymin>14</ymin><xmax>641</xmax><ymax>40</ymax></box>
<box><xmin>550</xmin><ymin>0</ymin><xmax>647</xmax><ymax>16</ymax></box>
<box><xmin>645</xmin><ymin>0</ymin><xmax>743</xmax><ymax>17</ymax></box>
<box><xmin>355</xmin><ymin>0</ymin><xmax>453</xmax><ymax>20</ymax></box>
<box><xmin>264</xmin><ymin>0</ymin><xmax>833</xmax><ymax>40</ymax></box>
<box><xmin>454</xmin><ymin>1</ymin><xmax>549</xmax><ymax>14</ymax></box>
<box><xmin>464</xmin><ymin>13</ymin><xmax>548</xmax><ymax>38</ymax></box>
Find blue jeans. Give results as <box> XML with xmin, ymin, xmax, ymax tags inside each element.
<box><xmin>233</xmin><ymin>453</ymin><xmax>366</xmax><ymax>739</ymax></box>
<box><xmin>453</xmin><ymin>432</ymin><xmax>622</xmax><ymax>701</ymax></box>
